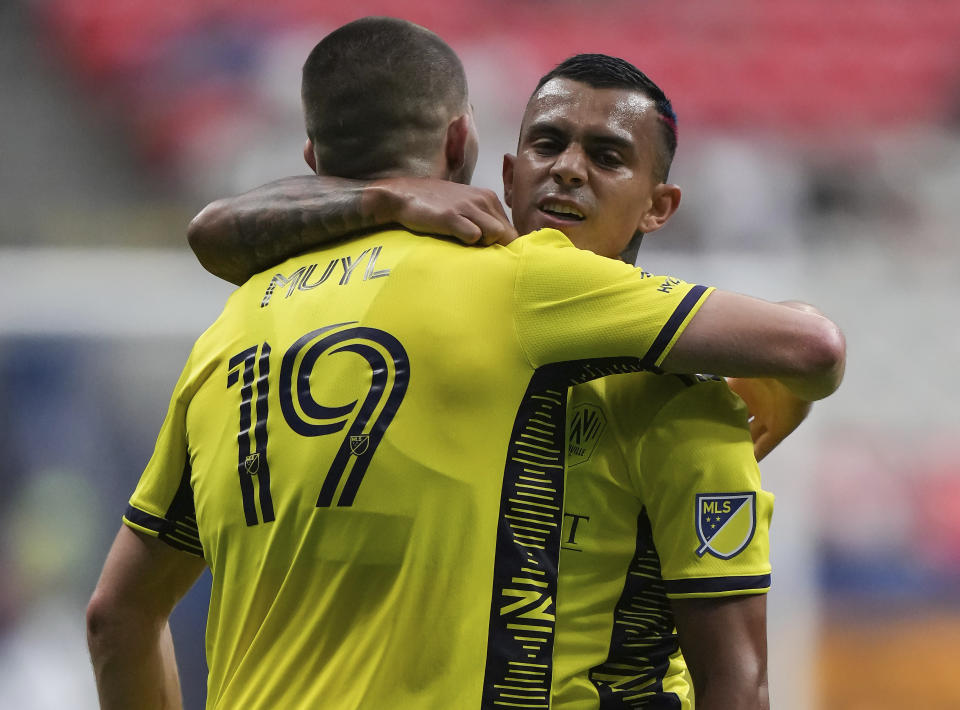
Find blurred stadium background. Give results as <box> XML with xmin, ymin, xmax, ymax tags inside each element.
<box><xmin>1</xmin><ymin>0</ymin><xmax>959</xmax><ymax>708</ymax></box>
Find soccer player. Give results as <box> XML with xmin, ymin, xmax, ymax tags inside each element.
<box><xmin>88</xmin><ymin>19</ymin><xmax>843</xmax><ymax>710</ymax></box>
<box><xmin>188</xmin><ymin>51</ymin><xmax>795</xmax><ymax>710</ymax></box>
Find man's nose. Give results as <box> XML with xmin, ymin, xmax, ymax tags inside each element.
<box><xmin>550</xmin><ymin>146</ymin><xmax>587</xmax><ymax>187</ymax></box>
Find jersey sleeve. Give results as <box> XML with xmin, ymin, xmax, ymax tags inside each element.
<box><xmin>122</xmin><ymin>357</ymin><xmax>204</xmax><ymax>558</ymax></box>
<box><xmin>634</xmin><ymin>379</ymin><xmax>773</xmax><ymax>598</ymax></box>
<box><xmin>511</xmin><ymin>229</ymin><xmax>713</xmax><ymax>369</ymax></box>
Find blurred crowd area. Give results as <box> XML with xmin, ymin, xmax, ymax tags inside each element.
<box><xmin>2</xmin><ymin>0</ymin><xmax>959</xmax><ymax>708</ymax></box>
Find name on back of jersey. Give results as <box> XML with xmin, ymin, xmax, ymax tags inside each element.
<box><xmin>261</xmin><ymin>245</ymin><xmax>392</xmax><ymax>307</ymax></box>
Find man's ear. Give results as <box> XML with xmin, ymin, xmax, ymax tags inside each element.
<box><xmin>303</xmin><ymin>138</ymin><xmax>318</xmax><ymax>174</ymax></box>
<box><xmin>502</xmin><ymin>154</ymin><xmax>516</xmax><ymax>208</ymax></box>
<box><xmin>444</xmin><ymin>115</ymin><xmax>469</xmax><ymax>175</ymax></box>
<box><xmin>638</xmin><ymin>183</ymin><xmax>681</xmax><ymax>234</ymax></box>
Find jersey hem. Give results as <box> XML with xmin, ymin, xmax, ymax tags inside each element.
<box><xmin>645</xmin><ymin>285</ymin><xmax>715</xmax><ymax>368</ymax></box>
<box><xmin>122</xmin><ymin>515</ymin><xmax>162</xmax><ymax>539</ymax></box>
<box><xmin>663</xmin><ymin>573</ymin><xmax>771</xmax><ymax>597</ymax></box>
<box><xmin>124</xmin><ymin>504</ymin><xmax>205</xmax><ymax>557</ymax></box>
<box><xmin>667</xmin><ymin>588</ymin><xmax>769</xmax><ymax>599</ymax></box>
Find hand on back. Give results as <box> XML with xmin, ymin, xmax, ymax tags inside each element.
<box><xmin>726</xmin><ymin>377</ymin><xmax>812</xmax><ymax>462</ymax></box>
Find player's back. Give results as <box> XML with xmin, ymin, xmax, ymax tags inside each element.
<box><xmin>188</xmin><ymin>229</ymin><xmax>532</xmax><ymax>708</ymax></box>
<box><xmin>136</xmin><ymin>228</ymin><xmax>713</xmax><ymax>709</ymax></box>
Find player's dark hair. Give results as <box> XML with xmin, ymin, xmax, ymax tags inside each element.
<box><xmin>302</xmin><ymin>17</ymin><xmax>469</xmax><ymax>178</ymax></box>
<box><xmin>534</xmin><ymin>54</ymin><xmax>678</xmax><ymax>182</ymax></box>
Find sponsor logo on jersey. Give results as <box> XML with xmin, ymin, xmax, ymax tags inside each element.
<box><xmin>561</xmin><ymin>512</ymin><xmax>590</xmax><ymax>552</ymax></box>
<box><xmin>695</xmin><ymin>492</ymin><xmax>756</xmax><ymax>559</ymax></box>
<box><xmin>567</xmin><ymin>404</ymin><xmax>606</xmax><ymax>466</ymax></box>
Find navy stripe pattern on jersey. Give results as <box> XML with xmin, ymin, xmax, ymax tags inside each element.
<box><xmin>639</xmin><ymin>285</ymin><xmax>709</xmax><ymax>369</ymax></box>
<box><xmin>664</xmin><ymin>574</ymin><xmax>771</xmax><ymax>596</ymax></box>
<box><xmin>124</xmin><ymin>460</ymin><xmax>203</xmax><ymax>557</ymax></box>
<box><xmin>483</xmin><ymin>357</ymin><xmax>664</xmax><ymax>710</ymax></box>
<box><xmin>590</xmin><ymin>510</ymin><xmax>681</xmax><ymax>709</ymax></box>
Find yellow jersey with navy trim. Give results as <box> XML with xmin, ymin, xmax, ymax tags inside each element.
<box><xmin>122</xmin><ymin>228</ymin><xmax>713</xmax><ymax>710</ymax></box>
<box><xmin>552</xmin><ymin>373</ymin><xmax>774</xmax><ymax>709</ymax></box>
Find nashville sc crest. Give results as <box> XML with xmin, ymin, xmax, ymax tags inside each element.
<box><xmin>695</xmin><ymin>492</ymin><xmax>757</xmax><ymax>559</ymax></box>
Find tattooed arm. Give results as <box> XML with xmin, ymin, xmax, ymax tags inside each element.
<box><xmin>187</xmin><ymin>176</ymin><xmax>516</xmax><ymax>285</ymax></box>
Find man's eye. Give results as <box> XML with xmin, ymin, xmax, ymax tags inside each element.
<box><xmin>595</xmin><ymin>151</ymin><xmax>623</xmax><ymax>167</ymax></box>
<box><xmin>531</xmin><ymin>139</ymin><xmax>561</xmax><ymax>154</ymax></box>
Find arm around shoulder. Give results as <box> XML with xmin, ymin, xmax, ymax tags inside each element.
<box><xmin>187</xmin><ymin>196</ymin><xmax>253</xmax><ymax>286</ymax></box>
<box><xmin>186</xmin><ymin>175</ymin><xmax>376</xmax><ymax>285</ymax></box>
<box><xmin>661</xmin><ymin>290</ymin><xmax>846</xmax><ymax>401</ymax></box>
<box><xmin>187</xmin><ymin>175</ymin><xmax>518</xmax><ymax>285</ymax></box>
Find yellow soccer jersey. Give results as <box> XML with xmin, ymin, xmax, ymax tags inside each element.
<box><xmin>123</xmin><ymin>228</ymin><xmax>713</xmax><ymax>710</ymax></box>
<box><xmin>552</xmin><ymin>373</ymin><xmax>774</xmax><ymax>709</ymax></box>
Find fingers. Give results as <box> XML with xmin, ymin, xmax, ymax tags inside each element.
<box><xmin>461</xmin><ymin>208</ymin><xmax>517</xmax><ymax>246</ymax></box>
<box><xmin>442</xmin><ymin>214</ymin><xmax>484</xmax><ymax>244</ymax></box>
<box><xmin>394</xmin><ymin>181</ymin><xmax>517</xmax><ymax>246</ymax></box>
<box><xmin>752</xmin><ymin>419</ymin><xmax>802</xmax><ymax>462</ymax></box>
<box><xmin>754</xmin><ymin>433</ymin><xmax>774</xmax><ymax>462</ymax></box>
<box><xmin>749</xmin><ymin>418</ymin><xmax>771</xmax><ymax>462</ymax></box>
<box><xmin>457</xmin><ymin>189</ymin><xmax>517</xmax><ymax>246</ymax></box>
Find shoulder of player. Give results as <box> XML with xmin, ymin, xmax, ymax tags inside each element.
<box><xmin>508</xmin><ymin>228</ymin><xmax>646</xmax><ymax>293</ymax></box>
<box><xmin>652</xmin><ymin>373</ymin><xmax>749</xmax><ymax>427</ymax></box>
<box><xmin>509</xmin><ymin>227</ymin><xmax>573</xmax><ymax>250</ymax></box>
<box><xmin>176</xmin><ymin>297</ymin><xmax>265</xmax><ymax>396</ymax></box>
<box><xmin>605</xmin><ymin>372</ymin><xmax>742</xmax><ymax>427</ymax></box>
<box><xmin>607</xmin><ymin>370</ymin><xmax>727</xmax><ymax>404</ymax></box>
<box><xmin>509</xmin><ymin>228</ymin><xmax>615</xmax><ymax>261</ymax></box>
<box><xmin>589</xmin><ymin>372</ymin><xmax>691</xmax><ymax>435</ymax></box>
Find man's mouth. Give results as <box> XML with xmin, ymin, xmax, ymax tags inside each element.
<box><xmin>539</xmin><ymin>201</ymin><xmax>585</xmax><ymax>221</ymax></box>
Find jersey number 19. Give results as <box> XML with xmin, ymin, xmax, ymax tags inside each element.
<box><xmin>226</xmin><ymin>322</ymin><xmax>410</xmax><ymax>525</ymax></box>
